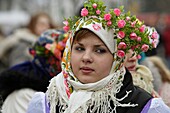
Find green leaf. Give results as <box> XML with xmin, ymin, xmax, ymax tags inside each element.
<box><xmin>85</xmin><ymin>19</ymin><xmax>92</xmax><ymax>25</ymax></box>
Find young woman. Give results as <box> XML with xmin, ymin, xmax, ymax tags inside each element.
<box><xmin>27</xmin><ymin>0</ymin><xmax>170</xmax><ymax>113</ymax></box>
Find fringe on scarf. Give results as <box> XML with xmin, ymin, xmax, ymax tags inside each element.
<box><xmin>72</xmin><ymin>68</ymin><xmax>138</xmax><ymax>113</ymax></box>
<box><xmin>47</xmin><ymin>67</ymin><xmax>138</xmax><ymax>113</ymax></box>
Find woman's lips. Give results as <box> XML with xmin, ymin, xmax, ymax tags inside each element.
<box><xmin>127</xmin><ymin>65</ymin><xmax>136</xmax><ymax>71</ymax></box>
<box><xmin>80</xmin><ymin>67</ymin><xmax>94</xmax><ymax>74</ymax></box>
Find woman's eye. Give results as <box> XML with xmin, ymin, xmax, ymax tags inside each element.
<box><xmin>95</xmin><ymin>48</ymin><xmax>106</xmax><ymax>53</ymax></box>
<box><xmin>75</xmin><ymin>47</ymin><xmax>84</xmax><ymax>51</ymax></box>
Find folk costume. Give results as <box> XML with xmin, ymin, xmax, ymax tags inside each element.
<box><xmin>27</xmin><ymin>0</ymin><xmax>170</xmax><ymax>113</ymax></box>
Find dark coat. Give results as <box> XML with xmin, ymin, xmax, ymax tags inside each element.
<box><xmin>0</xmin><ymin>59</ymin><xmax>56</xmax><ymax>101</ymax></box>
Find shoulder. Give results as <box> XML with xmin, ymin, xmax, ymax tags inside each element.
<box><xmin>2</xmin><ymin>88</ymin><xmax>36</xmax><ymax>113</ymax></box>
<box><xmin>136</xmin><ymin>65</ymin><xmax>153</xmax><ymax>79</ymax></box>
<box><xmin>27</xmin><ymin>92</ymin><xmax>49</xmax><ymax>113</ymax></box>
<box><xmin>142</xmin><ymin>98</ymin><xmax>170</xmax><ymax>113</ymax></box>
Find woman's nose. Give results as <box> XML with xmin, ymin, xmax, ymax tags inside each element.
<box><xmin>128</xmin><ymin>55</ymin><xmax>137</xmax><ymax>63</ymax></box>
<box><xmin>82</xmin><ymin>51</ymin><xmax>93</xmax><ymax>63</ymax></box>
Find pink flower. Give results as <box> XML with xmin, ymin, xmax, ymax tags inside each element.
<box><xmin>63</xmin><ymin>26</ymin><xmax>70</xmax><ymax>32</ymax></box>
<box><xmin>137</xmin><ymin>54</ymin><xmax>141</xmax><ymax>59</ymax></box>
<box><xmin>131</xmin><ymin>21</ymin><xmax>136</xmax><ymax>27</ymax></box>
<box><xmin>152</xmin><ymin>32</ymin><xmax>158</xmax><ymax>39</ymax></box>
<box><xmin>96</xmin><ymin>10</ymin><xmax>101</xmax><ymax>15</ymax></box>
<box><xmin>152</xmin><ymin>39</ymin><xmax>158</xmax><ymax>48</ymax></box>
<box><xmin>29</xmin><ymin>50</ymin><xmax>36</xmax><ymax>56</ymax></box>
<box><xmin>107</xmin><ymin>20</ymin><xmax>112</xmax><ymax>26</ymax></box>
<box><xmin>63</xmin><ymin>21</ymin><xmax>69</xmax><ymax>26</ymax></box>
<box><xmin>118</xmin><ymin>31</ymin><xmax>125</xmax><ymax>39</ymax></box>
<box><xmin>92</xmin><ymin>24</ymin><xmax>101</xmax><ymax>31</ymax></box>
<box><xmin>137</xmin><ymin>36</ymin><xmax>141</xmax><ymax>42</ymax></box>
<box><xmin>104</xmin><ymin>13</ymin><xmax>111</xmax><ymax>21</ymax></box>
<box><xmin>114</xmin><ymin>8</ymin><xmax>121</xmax><ymax>16</ymax></box>
<box><xmin>126</xmin><ymin>16</ymin><xmax>131</xmax><ymax>21</ymax></box>
<box><xmin>58</xmin><ymin>41</ymin><xmax>65</xmax><ymax>48</ymax></box>
<box><xmin>117</xmin><ymin>50</ymin><xmax>125</xmax><ymax>58</ymax></box>
<box><xmin>131</xmin><ymin>46</ymin><xmax>136</xmax><ymax>51</ymax></box>
<box><xmin>54</xmin><ymin>49</ymin><xmax>61</xmax><ymax>60</ymax></box>
<box><xmin>92</xmin><ymin>3</ymin><xmax>97</xmax><ymax>9</ymax></box>
<box><xmin>45</xmin><ymin>44</ymin><xmax>52</xmax><ymax>50</ymax></box>
<box><xmin>139</xmin><ymin>25</ymin><xmax>145</xmax><ymax>33</ymax></box>
<box><xmin>141</xmin><ymin>44</ymin><xmax>149</xmax><ymax>52</ymax></box>
<box><xmin>118</xmin><ymin>42</ymin><xmax>127</xmax><ymax>49</ymax></box>
<box><xmin>117</xmin><ymin>20</ymin><xmax>126</xmax><ymax>28</ymax></box>
<box><xmin>130</xmin><ymin>32</ymin><xmax>137</xmax><ymax>40</ymax></box>
<box><xmin>81</xmin><ymin>8</ymin><xmax>88</xmax><ymax>17</ymax></box>
<box><xmin>136</xmin><ymin>44</ymin><xmax>140</xmax><ymax>48</ymax></box>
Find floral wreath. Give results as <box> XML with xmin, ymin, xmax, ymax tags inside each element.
<box><xmin>29</xmin><ymin>29</ymin><xmax>68</xmax><ymax>76</ymax></box>
<box><xmin>63</xmin><ymin>0</ymin><xmax>159</xmax><ymax>61</ymax></box>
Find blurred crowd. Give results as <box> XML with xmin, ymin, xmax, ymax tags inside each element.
<box><xmin>0</xmin><ymin>0</ymin><xmax>170</xmax><ymax>113</ymax></box>
<box><xmin>0</xmin><ymin>12</ymin><xmax>59</xmax><ymax>72</ymax></box>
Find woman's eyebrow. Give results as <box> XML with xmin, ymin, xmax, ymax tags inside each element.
<box><xmin>94</xmin><ymin>44</ymin><xmax>105</xmax><ymax>47</ymax></box>
<box><xmin>75</xmin><ymin>42</ymin><xmax>105</xmax><ymax>47</ymax></box>
<box><xmin>76</xmin><ymin>42</ymin><xmax>84</xmax><ymax>46</ymax></box>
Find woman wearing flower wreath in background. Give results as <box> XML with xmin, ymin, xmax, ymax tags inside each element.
<box><xmin>0</xmin><ymin>29</ymin><xmax>68</xmax><ymax>113</ymax></box>
<box><xmin>27</xmin><ymin>0</ymin><xmax>170</xmax><ymax>113</ymax></box>
<box><xmin>124</xmin><ymin>49</ymin><xmax>160</xmax><ymax>98</ymax></box>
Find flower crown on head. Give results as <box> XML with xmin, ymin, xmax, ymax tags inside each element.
<box><xmin>63</xmin><ymin>0</ymin><xmax>159</xmax><ymax>61</ymax></box>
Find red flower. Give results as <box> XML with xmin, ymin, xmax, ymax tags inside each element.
<box><xmin>117</xmin><ymin>20</ymin><xmax>126</xmax><ymax>28</ymax></box>
<box><xmin>117</xmin><ymin>50</ymin><xmax>125</xmax><ymax>58</ymax></box>
<box><xmin>118</xmin><ymin>31</ymin><xmax>125</xmax><ymax>39</ymax></box>
<box><xmin>81</xmin><ymin>8</ymin><xmax>88</xmax><ymax>17</ymax></box>
<box><xmin>114</xmin><ymin>8</ymin><xmax>121</xmax><ymax>16</ymax></box>
<box><xmin>104</xmin><ymin>13</ymin><xmax>111</xmax><ymax>21</ymax></box>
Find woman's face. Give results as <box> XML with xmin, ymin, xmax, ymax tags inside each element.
<box><xmin>35</xmin><ymin>16</ymin><xmax>50</xmax><ymax>35</ymax></box>
<box><xmin>71</xmin><ymin>33</ymin><xmax>113</xmax><ymax>84</ymax></box>
<box><xmin>124</xmin><ymin>49</ymin><xmax>138</xmax><ymax>72</ymax></box>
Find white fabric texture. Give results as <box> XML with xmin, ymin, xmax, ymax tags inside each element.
<box><xmin>132</xmin><ymin>65</ymin><xmax>154</xmax><ymax>94</ymax></box>
<box><xmin>1</xmin><ymin>88</ymin><xmax>36</xmax><ymax>113</ymax></box>
<box><xmin>147</xmin><ymin>98</ymin><xmax>170</xmax><ymax>113</ymax></box>
<box><xmin>27</xmin><ymin>92</ymin><xmax>47</xmax><ymax>113</ymax></box>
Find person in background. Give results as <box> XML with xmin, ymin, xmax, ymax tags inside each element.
<box><xmin>0</xmin><ymin>29</ymin><xmax>68</xmax><ymax>113</ymax></box>
<box><xmin>148</xmin><ymin>56</ymin><xmax>170</xmax><ymax>107</ymax></box>
<box><xmin>124</xmin><ymin>50</ymin><xmax>159</xmax><ymax>97</ymax></box>
<box><xmin>27</xmin><ymin>0</ymin><xmax>170</xmax><ymax>113</ymax></box>
<box><xmin>0</xmin><ymin>12</ymin><xmax>56</xmax><ymax>69</ymax></box>
<box><xmin>138</xmin><ymin>26</ymin><xmax>162</xmax><ymax>92</ymax></box>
